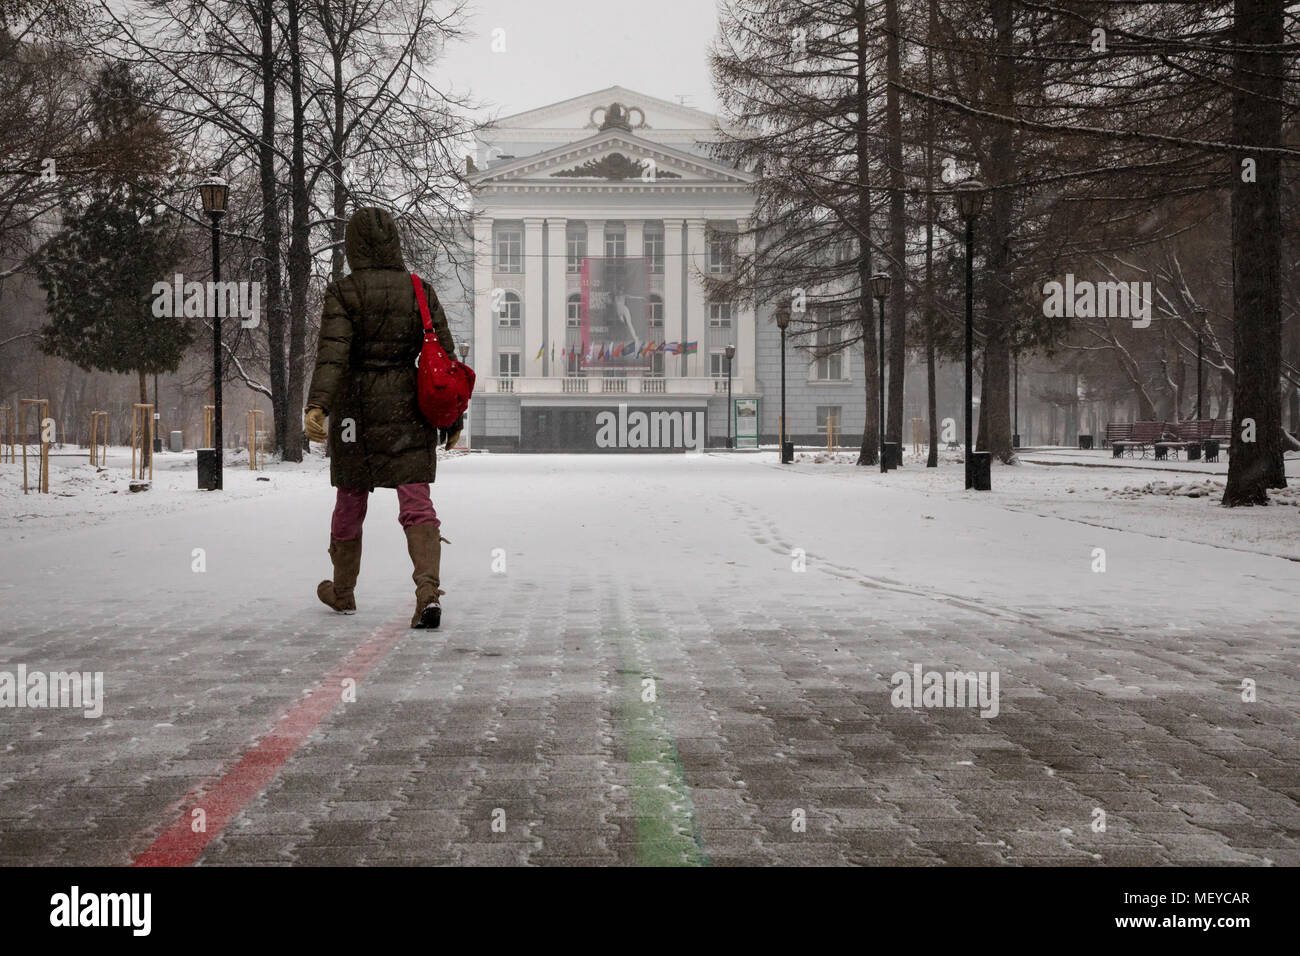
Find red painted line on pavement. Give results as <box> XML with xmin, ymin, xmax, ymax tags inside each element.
<box><xmin>132</xmin><ymin>620</ymin><xmax>408</xmax><ymax>867</ymax></box>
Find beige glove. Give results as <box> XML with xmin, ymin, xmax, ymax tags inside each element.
<box><xmin>443</xmin><ymin>426</ymin><xmax>462</xmax><ymax>450</ymax></box>
<box><xmin>304</xmin><ymin>405</ymin><xmax>328</xmax><ymax>443</ymax></box>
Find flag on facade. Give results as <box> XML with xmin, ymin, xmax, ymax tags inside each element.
<box><xmin>683</xmin><ymin>341</ymin><xmax>698</xmax><ymax>355</ymax></box>
<box><xmin>665</xmin><ymin>341</ymin><xmax>679</xmax><ymax>355</ymax></box>
<box><xmin>534</xmin><ymin>342</ymin><xmax>545</xmax><ymax>361</ymax></box>
<box><xmin>656</xmin><ymin>341</ymin><xmax>667</xmax><ymax>353</ymax></box>
<box><xmin>551</xmin><ymin>341</ymin><xmax>555</xmax><ymax>363</ymax></box>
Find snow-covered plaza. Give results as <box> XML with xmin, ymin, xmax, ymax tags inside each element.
<box><xmin>1</xmin><ymin>447</ymin><xmax>1296</xmax><ymax>866</ymax></box>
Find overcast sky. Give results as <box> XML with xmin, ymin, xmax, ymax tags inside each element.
<box><xmin>431</xmin><ymin>0</ymin><xmax>723</xmax><ymax>123</ymax></box>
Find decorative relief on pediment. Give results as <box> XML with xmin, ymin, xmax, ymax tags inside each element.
<box><xmin>550</xmin><ymin>152</ymin><xmax>681</xmax><ymax>180</ymax></box>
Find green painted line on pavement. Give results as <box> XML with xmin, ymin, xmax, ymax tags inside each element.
<box><xmin>614</xmin><ymin>627</ymin><xmax>709</xmax><ymax>868</ymax></box>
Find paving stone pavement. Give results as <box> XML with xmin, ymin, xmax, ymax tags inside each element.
<box><xmin>0</xmin><ymin>454</ymin><xmax>1296</xmax><ymax>865</ymax></box>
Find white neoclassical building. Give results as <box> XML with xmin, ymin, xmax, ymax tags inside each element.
<box><xmin>466</xmin><ymin>86</ymin><xmax>763</xmax><ymax>451</ymax></box>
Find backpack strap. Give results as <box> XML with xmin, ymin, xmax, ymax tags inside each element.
<box><xmin>411</xmin><ymin>273</ymin><xmax>433</xmax><ymax>335</ymax></box>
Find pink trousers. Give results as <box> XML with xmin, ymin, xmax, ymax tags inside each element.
<box><xmin>331</xmin><ymin>484</ymin><xmax>438</xmax><ymax>540</ymax></box>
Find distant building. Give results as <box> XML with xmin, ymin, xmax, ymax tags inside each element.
<box><xmin>465</xmin><ymin>85</ymin><xmax>872</xmax><ymax>451</ymax></box>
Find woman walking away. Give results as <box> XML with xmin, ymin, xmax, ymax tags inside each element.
<box><xmin>303</xmin><ymin>207</ymin><xmax>462</xmax><ymax>629</ymax></box>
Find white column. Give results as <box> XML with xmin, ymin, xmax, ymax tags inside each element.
<box><xmin>625</xmin><ymin>220</ymin><xmax>644</xmax><ymax>258</ymax></box>
<box><xmin>523</xmin><ymin>216</ymin><xmax>545</xmax><ymax>377</ymax></box>
<box><xmin>546</xmin><ymin>217</ymin><xmax>567</xmax><ymax>376</ymax></box>
<box><xmin>736</xmin><ymin>219</ymin><xmax>755</xmax><ymax>393</ymax></box>
<box><xmin>662</xmin><ymin>218</ymin><xmax>684</xmax><ymax>375</ymax></box>
<box><xmin>585</xmin><ymin>219</ymin><xmax>606</xmax><ymax>261</ymax></box>
<box><xmin>685</xmin><ymin>217</ymin><xmax>708</xmax><ymax>377</ymax></box>
<box><xmin>472</xmin><ymin>215</ymin><xmax>494</xmax><ymax>375</ymax></box>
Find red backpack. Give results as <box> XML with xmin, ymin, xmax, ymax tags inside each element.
<box><xmin>411</xmin><ymin>273</ymin><xmax>475</xmax><ymax>429</ymax></box>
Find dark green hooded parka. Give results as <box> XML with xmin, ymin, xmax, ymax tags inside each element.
<box><xmin>307</xmin><ymin>207</ymin><xmax>457</xmax><ymax>489</ymax></box>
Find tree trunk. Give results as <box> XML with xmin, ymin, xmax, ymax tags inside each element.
<box><xmin>258</xmin><ymin>0</ymin><xmax>287</xmax><ymax>457</ymax></box>
<box><xmin>331</xmin><ymin>46</ymin><xmax>346</xmax><ymax>282</ymax></box>
<box><xmin>853</xmin><ymin>0</ymin><xmax>878</xmax><ymax>467</ymax></box>
<box><xmin>979</xmin><ymin>0</ymin><xmax>1015</xmax><ymax>464</ymax></box>
<box><xmin>1287</xmin><ymin>318</ymin><xmax>1300</xmax><ymax>431</ymax></box>
<box><xmin>884</xmin><ymin>0</ymin><xmax>907</xmax><ymax>450</ymax></box>
<box><xmin>1224</xmin><ymin>0</ymin><xmax>1286</xmax><ymax>504</ymax></box>
<box><xmin>924</xmin><ymin>0</ymin><xmax>938</xmax><ymax>468</ymax></box>
<box><xmin>137</xmin><ymin>368</ymin><xmax>150</xmax><ymax>468</ymax></box>
<box><xmin>284</xmin><ymin>0</ymin><xmax>309</xmax><ymax>463</ymax></box>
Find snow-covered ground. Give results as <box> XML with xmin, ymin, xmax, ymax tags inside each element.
<box><xmin>2</xmin><ymin>443</ymin><xmax>1296</xmax><ymax>866</ymax></box>
<box><xmin>4</xmin><ymin>441</ymin><xmax>1294</xmax><ymax>634</ymax></box>
<box><xmin>780</xmin><ymin>444</ymin><xmax>1300</xmax><ymax>562</ymax></box>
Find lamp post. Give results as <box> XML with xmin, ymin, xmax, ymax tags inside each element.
<box><xmin>1193</xmin><ymin>306</ymin><xmax>1206</xmax><ymax>421</ymax></box>
<box><xmin>1013</xmin><ymin>347</ymin><xmax>1019</xmax><ymax>448</ymax></box>
<box><xmin>955</xmin><ymin>179</ymin><xmax>985</xmax><ymax>489</ymax></box>
<box><xmin>198</xmin><ymin>174</ymin><xmax>229</xmax><ymax>490</ymax></box>
<box><xmin>776</xmin><ymin>310</ymin><xmax>790</xmax><ymax>462</ymax></box>
<box><xmin>460</xmin><ymin>341</ymin><xmax>471</xmax><ymax>451</ymax></box>
<box><xmin>725</xmin><ymin>343</ymin><xmax>736</xmax><ymax>449</ymax></box>
<box><xmin>870</xmin><ymin>272</ymin><xmax>891</xmax><ymax>472</ymax></box>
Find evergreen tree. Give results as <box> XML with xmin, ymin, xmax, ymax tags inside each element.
<box><xmin>35</xmin><ymin>63</ymin><xmax>191</xmax><ymax>465</ymax></box>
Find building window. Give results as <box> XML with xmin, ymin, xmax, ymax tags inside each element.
<box><xmin>497</xmin><ymin>290</ymin><xmax>521</xmax><ymax>327</ymax></box>
<box><xmin>567</xmin><ymin>293</ymin><xmax>581</xmax><ymax>327</ymax></box>
<box><xmin>707</xmin><ymin>233</ymin><xmax>735</xmax><ymax>274</ymax></box>
<box><xmin>495</xmin><ymin>227</ymin><xmax>522</xmax><ymax>273</ymax></box>
<box><xmin>816</xmin><ymin>405</ymin><xmax>842</xmax><ymax>434</ymax></box>
<box><xmin>604</xmin><ymin>227</ymin><xmax>625</xmax><ymax>259</ymax></box>
<box><xmin>814</xmin><ymin>327</ymin><xmax>843</xmax><ymax>380</ymax></box>
<box><xmin>644</xmin><ymin>227</ymin><xmax>664</xmax><ymax>274</ymax></box>
<box><xmin>498</xmin><ymin>351</ymin><xmax>520</xmax><ymax>378</ymax></box>
<box><xmin>709</xmin><ymin>301</ymin><xmax>732</xmax><ymax>327</ymax></box>
<box><xmin>567</xmin><ymin>231</ymin><xmax>586</xmax><ymax>273</ymax></box>
<box><xmin>650</xmin><ymin>350</ymin><xmax>664</xmax><ymax>376</ymax></box>
<box><xmin>710</xmin><ymin>351</ymin><xmax>736</xmax><ymax>378</ymax></box>
<box><xmin>649</xmin><ymin>294</ymin><xmax>663</xmax><ymax>328</ymax></box>
<box><xmin>835</xmin><ymin>239</ymin><xmax>858</xmax><ymax>264</ymax></box>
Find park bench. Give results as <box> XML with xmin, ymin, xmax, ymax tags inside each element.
<box><xmin>1155</xmin><ymin>420</ymin><xmax>1204</xmax><ymax>460</ymax></box>
<box><xmin>1112</xmin><ymin>421</ymin><xmax>1164</xmax><ymax>458</ymax></box>
<box><xmin>1105</xmin><ymin>422</ymin><xmax>1133</xmax><ymax>456</ymax></box>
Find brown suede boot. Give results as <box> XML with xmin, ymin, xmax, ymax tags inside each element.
<box><xmin>405</xmin><ymin>523</ymin><xmax>447</xmax><ymax>628</ymax></box>
<box><xmin>317</xmin><ymin>536</ymin><xmax>362</xmax><ymax>613</ymax></box>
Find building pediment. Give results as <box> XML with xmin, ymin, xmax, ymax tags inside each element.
<box><xmin>486</xmin><ymin>85</ymin><xmax>720</xmax><ymax>134</ymax></box>
<box><xmin>471</xmin><ymin>129</ymin><xmax>753</xmax><ymax>188</ymax></box>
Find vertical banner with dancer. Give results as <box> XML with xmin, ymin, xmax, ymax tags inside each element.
<box><xmin>580</xmin><ymin>257</ymin><xmax>651</xmax><ymax>370</ymax></box>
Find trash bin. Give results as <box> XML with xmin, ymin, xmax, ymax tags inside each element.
<box><xmin>1203</xmin><ymin>439</ymin><xmax>1220</xmax><ymax>462</ymax></box>
<box><xmin>197</xmin><ymin>449</ymin><xmax>221</xmax><ymax>490</ymax></box>
<box><xmin>1078</xmin><ymin>434</ymin><xmax>1094</xmax><ymax>450</ymax></box>
<box><xmin>781</xmin><ymin>440</ymin><xmax>794</xmax><ymax>464</ymax></box>
<box><xmin>170</xmin><ymin>430</ymin><xmax>184</xmax><ymax>453</ymax></box>
<box><xmin>1187</xmin><ymin>442</ymin><xmax>1202</xmax><ymax>461</ymax></box>
<box><xmin>1013</xmin><ymin>433</ymin><xmax>1021</xmax><ymax>449</ymax></box>
<box><xmin>970</xmin><ymin>451</ymin><xmax>992</xmax><ymax>491</ymax></box>
<box><xmin>883</xmin><ymin>442</ymin><xmax>901</xmax><ymax>470</ymax></box>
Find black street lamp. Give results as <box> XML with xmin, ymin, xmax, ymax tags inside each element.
<box><xmin>725</xmin><ymin>343</ymin><xmax>736</xmax><ymax>449</ymax></box>
<box><xmin>1013</xmin><ymin>347</ymin><xmax>1019</xmax><ymax>449</ymax></box>
<box><xmin>956</xmin><ymin>179</ymin><xmax>985</xmax><ymax>489</ymax></box>
<box><xmin>460</xmin><ymin>341</ymin><xmax>471</xmax><ymax>452</ymax></box>
<box><xmin>776</xmin><ymin>310</ymin><xmax>791</xmax><ymax>463</ymax></box>
<box><xmin>1194</xmin><ymin>306</ymin><xmax>1207</xmax><ymax>421</ymax></box>
<box><xmin>198</xmin><ymin>174</ymin><xmax>229</xmax><ymax>490</ymax></box>
<box><xmin>870</xmin><ymin>272</ymin><xmax>891</xmax><ymax>472</ymax></box>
